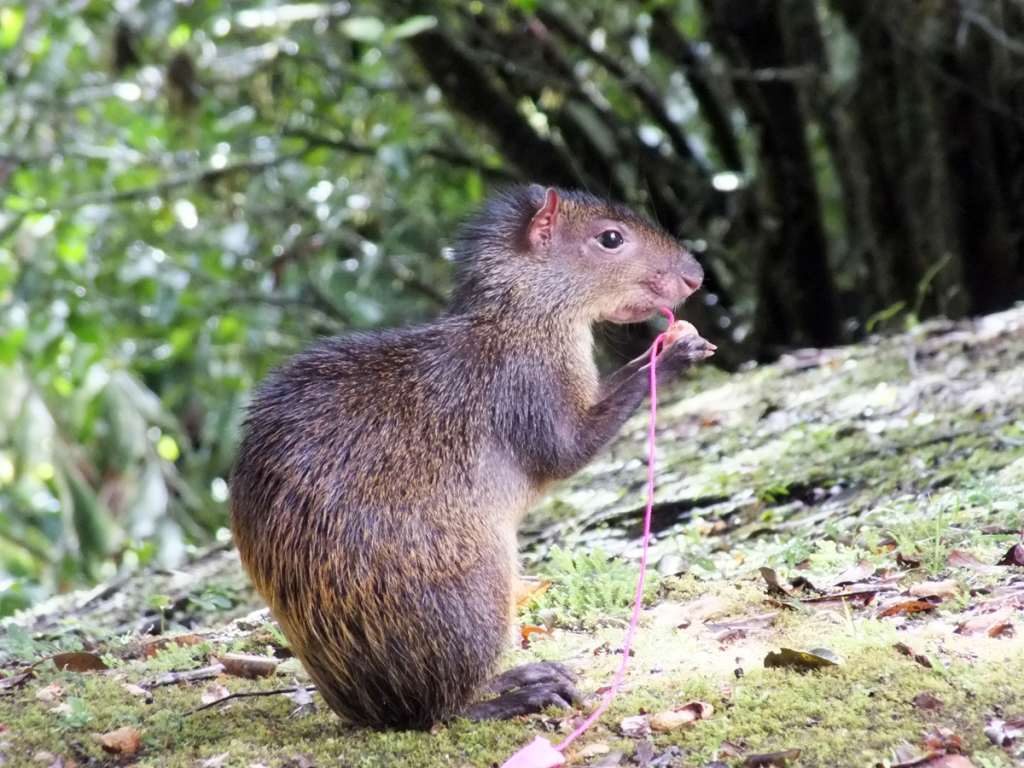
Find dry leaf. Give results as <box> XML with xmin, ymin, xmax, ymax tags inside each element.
<box><xmin>984</xmin><ymin>716</ymin><xmax>1024</xmax><ymax>747</ymax></box>
<box><xmin>515</xmin><ymin>579</ymin><xmax>551</xmax><ymax>609</ymax></box>
<box><xmin>925</xmin><ymin>756</ymin><xmax>978</xmax><ymax>768</ymax></box>
<box><xmin>99</xmin><ymin>726</ymin><xmax>141</xmax><ymax>755</ymax></box>
<box><xmin>35</xmin><ymin>682</ymin><xmax>64</xmax><ymax>703</ymax></box>
<box><xmin>649</xmin><ymin>701</ymin><xmax>713</xmax><ymax>731</ymax></box>
<box><xmin>0</xmin><ymin>671</ymin><xmax>34</xmax><ymax>690</ymax></box>
<box><xmin>998</xmin><ymin>543</ymin><xmax>1024</xmax><ymax>567</ymax></box>
<box><xmin>894</xmin><ymin>643</ymin><xmax>933</xmax><ymax>669</ymax></box>
<box><xmin>759</xmin><ymin>567</ymin><xmax>799</xmax><ymax>595</ymax></box>
<box><xmin>742</xmin><ymin>748</ymin><xmax>801</xmax><ymax>766</ymax></box>
<box><xmin>920</xmin><ymin>726</ymin><xmax>963</xmax><ymax>753</ymax></box>
<box><xmin>122</xmin><ymin>683</ymin><xmax>150</xmax><ymax>698</ymax></box>
<box><xmin>143</xmin><ymin>634</ymin><xmax>205</xmax><ymax>658</ymax></box>
<box><xmin>719</xmin><ymin>740</ymin><xmax>746</xmax><ymax>757</ymax></box>
<box><xmin>215</xmin><ymin>654</ymin><xmax>279</xmax><ymax>679</ymax></box>
<box><xmin>45</xmin><ymin>652</ymin><xmax>108</xmax><ymax>673</ymax></box>
<box><xmin>823</xmin><ymin>558</ymin><xmax>875</xmax><ymax>587</ymax></box>
<box><xmin>520</xmin><ymin>625</ymin><xmax>554</xmax><ymax>647</ymax></box>
<box><xmin>876</xmin><ymin>600</ymin><xmax>937</xmax><ymax>618</ymax></box>
<box><xmin>575</xmin><ymin>743</ymin><xmax>610</xmax><ymax>759</ymax></box>
<box><xmin>947</xmin><ymin>550</ymin><xmax>1004</xmax><ymax>573</ymax></box>
<box><xmin>201</xmin><ymin>681</ymin><xmax>231</xmax><ymax>705</ymax></box>
<box><xmin>764</xmin><ymin>647</ymin><xmax>842</xmax><ymax>670</ymax></box>
<box><xmin>202</xmin><ymin>753</ymin><xmax>230</xmax><ymax>768</ymax></box>
<box><xmin>908</xmin><ymin>581</ymin><xmax>960</xmax><ymax>600</ymax></box>
<box><xmin>911</xmin><ymin>692</ymin><xmax>944</xmax><ymax>710</ymax></box>
<box><xmin>955</xmin><ymin>605</ymin><xmax>1015</xmax><ymax>636</ymax></box>
<box><xmin>618</xmin><ymin>714</ymin><xmax>650</xmax><ymax>738</ymax></box>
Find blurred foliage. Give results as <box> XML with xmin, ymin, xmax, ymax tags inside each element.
<box><xmin>2</xmin><ymin>0</ymin><xmax>1023</xmax><ymax>612</ymax></box>
<box><xmin>0</xmin><ymin>0</ymin><xmax>498</xmax><ymax>611</ymax></box>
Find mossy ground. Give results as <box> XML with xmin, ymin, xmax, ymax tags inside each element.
<box><xmin>3</xmin><ymin>309</ymin><xmax>1023</xmax><ymax>767</ymax></box>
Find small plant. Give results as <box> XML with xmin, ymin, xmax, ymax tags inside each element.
<box><xmin>187</xmin><ymin>586</ymin><xmax>235</xmax><ymax>613</ymax></box>
<box><xmin>57</xmin><ymin>697</ymin><xmax>92</xmax><ymax>729</ymax></box>
<box><xmin>145</xmin><ymin>640</ymin><xmax>213</xmax><ymax>674</ymax></box>
<box><xmin>521</xmin><ymin>547</ymin><xmax>658</xmax><ymax>630</ymax></box>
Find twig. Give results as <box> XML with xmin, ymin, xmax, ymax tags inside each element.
<box><xmin>183</xmin><ymin>684</ymin><xmax>316</xmax><ymax>716</ymax></box>
<box><xmin>139</xmin><ymin>663</ymin><xmax>226</xmax><ymax>690</ymax></box>
<box><xmin>43</xmin><ymin>154</ymin><xmax>304</xmax><ymax>212</ymax></box>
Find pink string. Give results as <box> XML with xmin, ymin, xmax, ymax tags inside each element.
<box><xmin>500</xmin><ymin>308</ymin><xmax>675</xmax><ymax>768</ymax></box>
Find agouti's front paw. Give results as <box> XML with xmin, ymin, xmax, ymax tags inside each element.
<box><xmin>655</xmin><ymin>325</ymin><xmax>715</xmax><ymax>381</ymax></box>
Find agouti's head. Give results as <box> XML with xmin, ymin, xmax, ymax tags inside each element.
<box><xmin>450</xmin><ymin>186</ymin><xmax>703</xmax><ymax>323</ymax></box>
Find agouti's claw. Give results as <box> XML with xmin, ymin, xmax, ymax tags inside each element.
<box><xmin>463</xmin><ymin>680</ymin><xmax>580</xmax><ymax>721</ymax></box>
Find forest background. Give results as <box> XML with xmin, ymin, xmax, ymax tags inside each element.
<box><xmin>1</xmin><ymin>0</ymin><xmax>1023</xmax><ymax>613</ymax></box>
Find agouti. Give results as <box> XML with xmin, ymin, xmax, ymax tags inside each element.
<box><xmin>230</xmin><ymin>186</ymin><xmax>713</xmax><ymax>729</ymax></box>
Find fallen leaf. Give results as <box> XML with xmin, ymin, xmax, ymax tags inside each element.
<box><xmin>520</xmin><ymin>625</ymin><xmax>554</xmax><ymax>646</ymax></box>
<box><xmin>876</xmin><ymin>600</ymin><xmax>937</xmax><ymax>618</ymax></box>
<box><xmin>984</xmin><ymin>716</ymin><xmax>1024</xmax><ymax>747</ymax></box>
<box><xmin>764</xmin><ymin>647</ymin><xmax>842</xmax><ymax>670</ymax></box>
<box><xmin>955</xmin><ymin>605</ymin><xmax>1015</xmax><ymax>636</ymax></box>
<box><xmin>908</xmin><ymin>580</ymin><xmax>960</xmax><ymax>600</ymax></box>
<box><xmin>894</xmin><ymin>643</ymin><xmax>933</xmax><ymax>669</ymax></box>
<box><xmin>742</xmin><ymin>748</ymin><xmax>801</xmax><ymax>766</ymax></box>
<box><xmin>35</xmin><ymin>682</ymin><xmax>64</xmax><ymax>703</ymax></box>
<box><xmin>759</xmin><ymin>567</ymin><xmax>800</xmax><ymax>595</ymax></box>
<box><xmin>719</xmin><ymin>740</ymin><xmax>745</xmax><ymax>757</ymax></box>
<box><xmin>633</xmin><ymin>739</ymin><xmax>655</xmax><ymax>768</ymax></box>
<box><xmin>705</xmin><ymin>612</ymin><xmax>778</xmax><ymax>633</ymax></box>
<box><xmin>201</xmin><ymin>681</ymin><xmax>231</xmax><ymax>705</ymax></box>
<box><xmin>49</xmin><ymin>702</ymin><xmax>75</xmax><ymax>716</ymax></box>
<box><xmin>215</xmin><ymin>654</ymin><xmax>279</xmax><ymax>679</ymax></box>
<box><xmin>0</xmin><ymin>671</ymin><xmax>34</xmax><ymax>689</ymax></box>
<box><xmin>619</xmin><ymin>714</ymin><xmax>650</xmax><ymax>738</ymax></box>
<box><xmin>911</xmin><ymin>692</ymin><xmax>944</xmax><ymax>710</ymax></box>
<box><xmin>823</xmin><ymin>558</ymin><xmax>875</xmax><ymax>587</ymax></box>
<box><xmin>515</xmin><ymin>579</ymin><xmax>551</xmax><ymax>609</ymax></box>
<box><xmin>897</xmin><ymin>552</ymin><xmax>922</xmax><ymax>569</ymax></box>
<box><xmin>143</xmin><ymin>634</ymin><xmax>205</xmax><ymax>658</ymax></box>
<box><xmin>45</xmin><ymin>652</ymin><xmax>108</xmax><ymax>673</ymax></box>
<box><xmin>122</xmin><ymin>683</ymin><xmax>150</xmax><ymax>698</ymax></box>
<box><xmin>998</xmin><ymin>543</ymin><xmax>1024</xmax><ymax>567</ymax></box>
<box><xmin>680</xmin><ymin>595</ymin><xmax>733</xmax><ymax>624</ymax></box>
<box><xmin>920</xmin><ymin>726</ymin><xmax>963</xmax><ymax>753</ymax></box>
<box><xmin>202</xmin><ymin>753</ymin><xmax>230</xmax><ymax>768</ymax></box>
<box><xmin>99</xmin><ymin>726</ymin><xmax>141</xmax><ymax>755</ymax></box>
<box><xmin>591</xmin><ymin>751</ymin><xmax>625</xmax><ymax>767</ymax></box>
<box><xmin>649</xmin><ymin>701</ymin><xmax>713</xmax><ymax>731</ymax></box>
<box><xmin>947</xmin><ymin>550</ymin><xmax>1004</xmax><ymax>574</ymax></box>
<box><xmin>888</xmin><ymin>749</ymin><xmax>940</xmax><ymax>767</ymax></box>
<box><xmin>926</xmin><ymin>756</ymin><xmax>978</xmax><ymax>767</ymax></box>
<box><xmin>574</xmin><ymin>743</ymin><xmax>610</xmax><ymax>759</ymax></box>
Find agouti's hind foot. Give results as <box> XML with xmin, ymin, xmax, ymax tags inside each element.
<box><xmin>464</xmin><ymin>662</ymin><xmax>580</xmax><ymax>721</ymax></box>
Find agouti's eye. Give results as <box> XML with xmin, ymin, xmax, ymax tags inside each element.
<box><xmin>597</xmin><ymin>230</ymin><xmax>624</xmax><ymax>250</ymax></box>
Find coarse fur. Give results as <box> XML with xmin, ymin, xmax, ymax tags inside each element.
<box><xmin>230</xmin><ymin>185</ymin><xmax>709</xmax><ymax>729</ymax></box>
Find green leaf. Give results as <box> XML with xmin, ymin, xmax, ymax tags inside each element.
<box><xmin>168</xmin><ymin>23</ymin><xmax>191</xmax><ymax>49</ymax></box>
<box><xmin>0</xmin><ymin>7</ymin><xmax>25</xmax><ymax>50</ymax></box>
<box><xmin>340</xmin><ymin>16</ymin><xmax>385</xmax><ymax>42</ymax></box>
<box><xmin>388</xmin><ymin>15</ymin><xmax>437</xmax><ymax>41</ymax></box>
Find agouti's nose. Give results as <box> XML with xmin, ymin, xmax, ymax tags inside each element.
<box><xmin>682</xmin><ymin>272</ymin><xmax>703</xmax><ymax>292</ymax></box>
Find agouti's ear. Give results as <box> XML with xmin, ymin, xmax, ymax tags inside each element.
<box><xmin>527</xmin><ymin>188</ymin><xmax>559</xmax><ymax>252</ymax></box>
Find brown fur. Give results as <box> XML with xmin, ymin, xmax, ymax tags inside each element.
<box><xmin>230</xmin><ymin>186</ymin><xmax>707</xmax><ymax>729</ymax></box>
